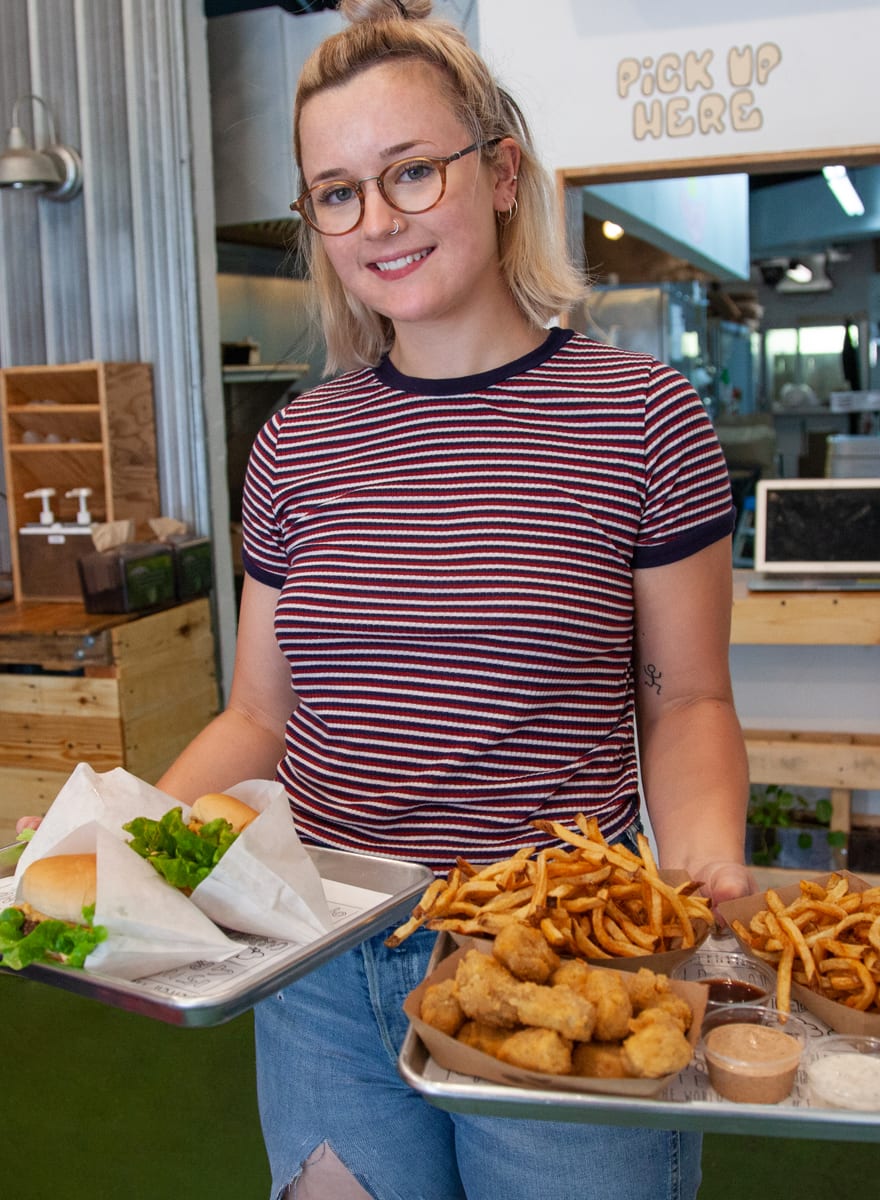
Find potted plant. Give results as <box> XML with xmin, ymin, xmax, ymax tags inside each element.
<box><xmin>746</xmin><ymin>785</ymin><xmax>848</xmax><ymax>870</ymax></box>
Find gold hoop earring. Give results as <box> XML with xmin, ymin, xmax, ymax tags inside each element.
<box><xmin>497</xmin><ymin>197</ymin><xmax>518</xmax><ymax>226</ymax></box>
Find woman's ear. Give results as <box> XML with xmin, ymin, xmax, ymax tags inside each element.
<box><xmin>493</xmin><ymin>138</ymin><xmax>521</xmax><ymax>212</ymax></box>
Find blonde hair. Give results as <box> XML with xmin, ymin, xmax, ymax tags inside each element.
<box><xmin>294</xmin><ymin>0</ymin><xmax>587</xmax><ymax>374</ymax></box>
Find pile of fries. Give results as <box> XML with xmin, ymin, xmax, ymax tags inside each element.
<box><xmin>386</xmin><ymin>814</ymin><xmax>713</xmax><ymax>958</ymax></box>
<box><xmin>732</xmin><ymin>874</ymin><xmax>880</xmax><ymax>1016</ymax></box>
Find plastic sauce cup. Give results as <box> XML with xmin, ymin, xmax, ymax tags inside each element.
<box><xmin>700</xmin><ymin>1006</ymin><xmax>808</xmax><ymax>1103</ymax></box>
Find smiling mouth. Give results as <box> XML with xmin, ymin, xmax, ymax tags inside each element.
<box><xmin>373</xmin><ymin>248</ymin><xmax>432</xmax><ymax>272</ymax></box>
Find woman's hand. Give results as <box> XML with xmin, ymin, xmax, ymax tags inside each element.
<box><xmin>695</xmin><ymin>859</ymin><xmax>756</xmax><ymax>910</ymax></box>
<box><xmin>15</xmin><ymin>815</ymin><xmax>43</xmax><ymax>835</ymax></box>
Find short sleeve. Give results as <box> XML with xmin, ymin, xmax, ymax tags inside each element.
<box><xmin>240</xmin><ymin>410</ymin><xmax>288</xmax><ymax>588</ymax></box>
<box><xmin>632</xmin><ymin>361</ymin><xmax>735</xmax><ymax>568</ymax></box>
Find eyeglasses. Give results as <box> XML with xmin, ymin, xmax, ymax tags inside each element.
<box><xmin>290</xmin><ymin>138</ymin><xmax>500</xmax><ymax>236</ymax></box>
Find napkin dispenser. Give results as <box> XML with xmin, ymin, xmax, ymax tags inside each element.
<box><xmin>167</xmin><ymin>535</ymin><xmax>213</xmax><ymax>601</ymax></box>
<box><xmin>77</xmin><ymin>543</ymin><xmax>176</xmax><ymax>614</ymax></box>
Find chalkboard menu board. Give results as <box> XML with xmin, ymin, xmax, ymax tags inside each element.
<box><xmin>755</xmin><ymin>480</ymin><xmax>880</xmax><ymax>573</ymax></box>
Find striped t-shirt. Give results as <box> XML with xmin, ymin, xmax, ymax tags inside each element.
<box><xmin>241</xmin><ymin>328</ymin><xmax>734</xmax><ymax>872</ymax></box>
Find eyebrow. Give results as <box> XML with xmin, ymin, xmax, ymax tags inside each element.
<box><xmin>306</xmin><ymin>140</ymin><xmax>435</xmax><ymax>187</ymax></box>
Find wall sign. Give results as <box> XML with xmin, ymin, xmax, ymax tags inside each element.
<box><xmin>477</xmin><ymin>1</ymin><xmax>879</xmax><ymax>171</ymax></box>
<box><xmin>617</xmin><ymin>43</ymin><xmax>783</xmax><ymax>143</ymax></box>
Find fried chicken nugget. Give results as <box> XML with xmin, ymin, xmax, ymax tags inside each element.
<box><xmin>496</xmin><ymin>1027</ymin><xmax>573</xmax><ymax>1075</ymax></box>
<box><xmin>641</xmin><ymin>991</ymin><xmax>693</xmax><ymax>1033</ymax></box>
<box><xmin>420</xmin><ymin>976</ymin><xmax>465</xmax><ymax>1037</ymax></box>
<box><xmin>551</xmin><ymin>960</ymin><xmax>633</xmax><ymax>1042</ymax></box>
<box><xmin>622</xmin><ymin>1017</ymin><xmax>693</xmax><ymax>1078</ymax></box>
<box><xmin>492</xmin><ymin>921</ymin><xmax>561</xmax><ymax>983</ymax></box>
<box><xmin>571</xmin><ymin>1041</ymin><xmax>631</xmax><ymax>1079</ymax></box>
<box><xmin>550</xmin><ymin>958</ymin><xmax>592</xmax><ymax>991</ymax></box>
<box><xmin>619</xmin><ymin>967</ymin><xmax>672</xmax><ymax>1011</ymax></box>
<box><xmin>456</xmin><ymin>1020</ymin><xmax>514</xmax><ymax>1057</ymax></box>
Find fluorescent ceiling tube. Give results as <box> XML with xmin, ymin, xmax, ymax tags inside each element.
<box><xmin>822</xmin><ymin>165</ymin><xmax>865</xmax><ymax>217</ymax></box>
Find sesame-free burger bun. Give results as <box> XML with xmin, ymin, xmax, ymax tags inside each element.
<box><xmin>20</xmin><ymin>854</ymin><xmax>97</xmax><ymax>925</ymax></box>
<box><xmin>189</xmin><ymin>792</ymin><xmax>258</xmax><ymax>834</ymax></box>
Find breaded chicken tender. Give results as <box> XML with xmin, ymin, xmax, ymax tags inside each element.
<box><xmin>455</xmin><ymin>950</ymin><xmax>596</xmax><ymax>1040</ymax></box>
<box><xmin>496</xmin><ymin>1026</ymin><xmax>573</xmax><ymax>1075</ymax></box>
<box><xmin>622</xmin><ymin>1018</ymin><xmax>693</xmax><ymax>1078</ymax></box>
<box><xmin>571</xmin><ymin>1040</ymin><xmax>631</xmax><ymax>1079</ymax></box>
<box><xmin>455</xmin><ymin>950</ymin><xmax>523</xmax><ymax>1027</ymax></box>
<box><xmin>456</xmin><ymin>1020</ymin><xmax>514</xmax><ymax>1056</ymax></box>
<box><xmin>510</xmin><ymin>982</ymin><xmax>597</xmax><ymax>1042</ymax></box>
<box><xmin>419</xmin><ymin>977</ymin><xmax>465</xmax><ymax>1037</ymax></box>
<box><xmin>492</xmin><ymin>921</ymin><xmax>561</xmax><ymax>983</ymax></box>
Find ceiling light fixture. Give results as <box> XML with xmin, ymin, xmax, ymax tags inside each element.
<box><xmin>602</xmin><ymin>220</ymin><xmax>625</xmax><ymax>241</ymax></box>
<box><xmin>0</xmin><ymin>94</ymin><xmax>83</xmax><ymax>200</ymax></box>
<box><xmin>822</xmin><ymin>165</ymin><xmax>864</xmax><ymax>217</ymax></box>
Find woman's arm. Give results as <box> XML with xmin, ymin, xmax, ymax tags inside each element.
<box><xmin>155</xmin><ymin>575</ymin><xmax>295</xmax><ymax>803</ymax></box>
<box><xmin>633</xmin><ymin>537</ymin><xmax>754</xmax><ymax>906</ymax></box>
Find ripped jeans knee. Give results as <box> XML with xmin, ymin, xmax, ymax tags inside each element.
<box><xmin>283</xmin><ymin>1141</ymin><xmax>374</xmax><ymax>1200</ymax></box>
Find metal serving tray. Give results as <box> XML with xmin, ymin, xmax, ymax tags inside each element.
<box><xmin>398</xmin><ymin>933</ymin><xmax>880</xmax><ymax>1142</ymax></box>
<box><xmin>0</xmin><ymin>842</ymin><xmax>432</xmax><ymax>1027</ymax></box>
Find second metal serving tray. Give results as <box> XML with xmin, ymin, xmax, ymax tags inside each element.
<box><xmin>398</xmin><ymin>932</ymin><xmax>880</xmax><ymax>1142</ymax></box>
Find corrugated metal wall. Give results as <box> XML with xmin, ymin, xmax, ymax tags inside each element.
<box><xmin>0</xmin><ymin>0</ymin><xmax>236</xmax><ymax>687</ymax></box>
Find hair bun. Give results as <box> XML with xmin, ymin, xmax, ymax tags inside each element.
<box><xmin>339</xmin><ymin>0</ymin><xmax>433</xmax><ymax>25</ymax></box>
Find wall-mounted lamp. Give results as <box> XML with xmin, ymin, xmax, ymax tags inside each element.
<box><xmin>602</xmin><ymin>220</ymin><xmax>625</xmax><ymax>241</ymax></box>
<box><xmin>0</xmin><ymin>94</ymin><xmax>82</xmax><ymax>200</ymax></box>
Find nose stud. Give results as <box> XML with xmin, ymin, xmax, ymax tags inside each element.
<box><xmin>389</xmin><ymin>219</ymin><xmax>400</xmax><ymax>236</ymax></box>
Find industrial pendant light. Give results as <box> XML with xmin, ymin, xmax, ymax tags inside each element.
<box><xmin>0</xmin><ymin>93</ymin><xmax>83</xmax><ymax>200</ymax></box>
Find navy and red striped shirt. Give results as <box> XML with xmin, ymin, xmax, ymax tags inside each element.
<box><xmin>242</xmin><ymin>328</ymin><xmax>734</xmax><ymax>872</ymax></box>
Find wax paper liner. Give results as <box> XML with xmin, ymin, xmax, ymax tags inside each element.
<box><xmin>13</xmin><ymin>766</ymin><xmax>238</xmax><ymax>979</ymax></box>
<box><xmin>718</xmin><ymin>872</ymin><xmax>880</xmax><ymax>1036</ymax></box>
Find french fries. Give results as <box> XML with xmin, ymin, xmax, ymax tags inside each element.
<box><xmin>385</xmin><ymin>815</ymin><xmax>714</xmax><ymax>957</ymax></box>
<box><xmin>731</xmin><ymin>874</ymin><xmax>880</xmax><ymax>1016</ymax></box>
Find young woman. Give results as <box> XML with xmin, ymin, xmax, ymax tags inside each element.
<box><xmin>21</xmin><ymin>2</ymin><xmax>753</xmax><ymax>1196</ymax></box>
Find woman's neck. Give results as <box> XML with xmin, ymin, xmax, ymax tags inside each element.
<box><xmin>387</xmin><ymin>305</ymin><xmax>547</xmax><ymax>380</ymax></box>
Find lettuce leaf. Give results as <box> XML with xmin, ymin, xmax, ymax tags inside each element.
<box><xmin>0</xmin><ymin>905</ymin><xmax>107</xmax><ymax>970</ymax></box>
<box><xmin>123</xmin><ymin>806</ymin><xmax>239</xmax><ymax>892</ymax></box>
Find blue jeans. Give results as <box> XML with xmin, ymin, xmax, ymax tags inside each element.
<box><xmin>254</xmin><ymin>925</ymin><xmax>702</xmax><ymax>1200</ymax></box>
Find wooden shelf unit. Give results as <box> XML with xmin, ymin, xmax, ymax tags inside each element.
<box><xmin>0</xmin><ymin>362</ymin><xmax>159</xmax><ymax>602</ymax></box>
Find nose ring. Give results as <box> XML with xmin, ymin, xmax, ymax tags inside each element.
<box><xmin>389</xmin><ymin>219</ymin><xmax>400</xmax><ymax>236</ymax></box>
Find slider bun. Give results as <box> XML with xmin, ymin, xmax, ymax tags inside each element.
<box><xmin>20</xmin><ymin>854</ymin><xmax>97</xmax><ymax>925</ymax></box>
<box><xmin>188</xmin><ymin>792</ymin><xmax>258</xmax><ymax>834</ymax></box>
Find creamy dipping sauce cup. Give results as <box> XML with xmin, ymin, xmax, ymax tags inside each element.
<box><xmin>700</xmin><ymin>1006</ymin><xmax>808</xmax><ymax>1103</ymax></box>
<box><xmin>806</xmin><ymin>1035</ymin><xmax>880</xmax><ymax>1110</ymax></box>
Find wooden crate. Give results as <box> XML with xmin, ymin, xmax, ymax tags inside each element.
<box><xmin>0</xmin><ymin>598</ymin><xmax>219</xmax><ymax>842</ymax></box>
